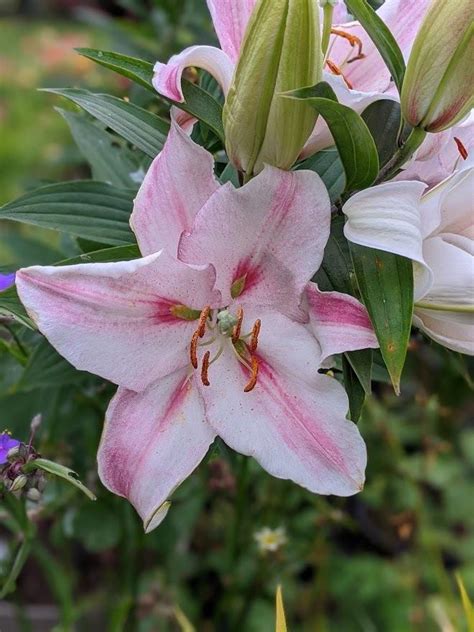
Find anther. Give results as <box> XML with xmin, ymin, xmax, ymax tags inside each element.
<box><xmin>190</xmin><ymin>331</ymin><xmax>200</xmax><ymax>369</ymax></box>
<box><xmin>249</xmin><ymin>319</ymin><xmax>261</xmax><ymax>353</ymax></box>
<box><xmin>330</xmin><ymin>28</ymin><xmax>365</xmax><ymax>62</ymax></box>
<box><xmin>197</xmin><ymin>306</ymin><xmax>211</xmax><ymax>337</ymax></box>
<box><xmin>232</xmin><ymin>307</ymin><xmax>244</xmax><ymax>343</ymax></box>
<box><xmin>454</xmin><ymin>137</ymin><xmax>468</xmax><ymax>160</ymax></box>
<box><xmin>325</xmin><ymin>60</ymin><xmax>353</xmax><ymax>89</ymax></box>
<box><xmin>201</xmin><ymin>351</ymin><xmax>211</xmax><ymax>386</ymax></box>
<box><xmin>244</xmin><ymin>356</ymin><xmax>259</xmax><ymax>393</ymax></box>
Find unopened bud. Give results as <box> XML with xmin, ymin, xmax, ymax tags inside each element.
<box><xmin>401</xmin><ymin>0</ymin><xmax>473</xmax><ymax>132</ymax></box>
<box><xmin>26</xmin><ymin>488</ymin><xmax>41</xmax><ymax>502</ymax></box>
<box><xmin>10</xmin><ymin>475</ymin><xmax>27</xmax><ymax>492</ymax></box>
<box><xmin>223</xmin><ymin>0</ymin><xmax>322</xmax><ymax>175</ymax></box>
<box><xmin>7</xmin><ymin>446</ymin><xmax>20</xmax><ymax>461</ymax></box>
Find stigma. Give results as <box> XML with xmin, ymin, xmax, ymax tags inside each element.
<box><xmin>188</xmin><ymin>306</ymin><xmax>261</xmax><ymax>392</ymax></box>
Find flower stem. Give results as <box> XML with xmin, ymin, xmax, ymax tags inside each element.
<box><xmin>376</xmin><ymin>126</ymin><xmax>427</xmax><ymax>183</ymax></box>
<box><xmin>415</xmin><ymin>301</ymin><xmax>474</xmax><ymax>314</ymax></box>
<box><xmin>321</xmin><ymin>4</ymin><xmax>335</xmax><ymax>58</ymax></box>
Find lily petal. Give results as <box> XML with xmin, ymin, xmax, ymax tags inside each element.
<box><xmin>343</xmin><ymin>181</ymin><xmax>432</xmax><ymax>300</ymax></box>
<box><xmin>131</xmin><ymin>117</ymin><xmax>219</xmax><ymax>256</ymax></box>
<box><xmin>413</xmin><ymin>309</ymin><xmax>474</xmax><ymax>355</ymax></box>
<box><xmin>179</xmin><ymin>166</ymin><xmax>330</xmax><ymax>319</ymax></box>
<box><xmin>98</xmin><ymin>370</ymin><xmax>216</xmax><ymax>532</ymax></box>
<box><xmin>16</xmin><ymin>252</ymin><xmax>220</xmax><ymax>391</ymax></box>
<box><xmin>206</xmin><ymin>0</ymin><xmax>256</xmax><ymax>62</ymax></box>
<box><xmin>153</xmin><ymin>45</ymin><xmax>234</xmax><ymax>102</ymax></box>
<box><xmin>305</xmin><ymin>283</ymin><xmax>378</xmax><ymax>363</ymax></box>
<box><xmin>200</xmin><ymin>316</ymin><xmax>366</xmax><ymax>496</ymax></box>
<box><xmin>328</xmin><ymin>0</ymin><xmax>431</xmax><ymax>93</ymax></box>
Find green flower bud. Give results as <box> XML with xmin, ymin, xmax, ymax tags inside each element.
<box><xmin>401</xmin><ymin>0</ymin><xmax>474</xmax><ymax>133</ymax></box>
<box><xmin>26</xmin><ymin>488</ymin><xmax>42</xmax><ymax>502</ymax></box>
<box><xmin>223</xmin><ymin>0</ymin><xmax>322</xmax><ymax>175</ymax></box>
<box><xmin>10</xmin><ymin>475</ymin><xmax>27</xmax><ymax>492</ymax></box>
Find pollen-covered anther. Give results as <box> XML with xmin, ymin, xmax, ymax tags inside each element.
<box><xmin>190</xmin><ymin>331</ymin><xmax>200</xmax><ymax>369</ymax></box>
<box><xmin>201</xmin><ymin>351</ymin><xmax>211</xmax><ymax>387</ymax></box>
<box><xmin>454</xmin><ymin>137</ymin><xmax>468</xmax><ymax>160</ymax></box>
<box><xmin>244</xmin><ymin>356</ymin><xmax>259</xmax><ymax>393</ymax></box>
<box><xmin>249</xmin><ymin>319</ymin><xmax>261</xmax><ymax>353</ymax></box>
<box><xmin>197</xmin><ymin>306</ymin><xmax>211</xmax><ymax>337</ymax></box>
<box><xmin>330</xmin><ymin>28</ymin><xmax>365</xmax><ymax>62</ymax></box>
<box><xmin>232</xmin><ymin>307</ymin><xmax>244</xmax><ymax>343</ymax></box>
<box><xmin>325</xmin><ymin>60</ymin><xmax>353</xmax><ymax>89</ymax></box>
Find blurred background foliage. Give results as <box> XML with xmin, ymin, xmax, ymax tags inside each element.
<box><xmin>0</xmin><ymin>1</ymin><xmax>473</xmax><ymax>631</ymax></box>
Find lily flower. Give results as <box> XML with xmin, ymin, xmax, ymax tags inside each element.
<box><xmin>16</xmin><ymin>119</ymin><xmax>377</xmax><ymax>532</ymax></box>
<box><xmin>343</xmin><ymin>161</ymin><xmax>474</xmax><ymax>355</ymax></box>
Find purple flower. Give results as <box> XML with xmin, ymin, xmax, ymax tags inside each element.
<box><xmin>0</xmin><ymin>273</ymin><xmax>15</xmax><ymax>292</ymax></box>
<box><xmin>0</xmin><ymin>433</ymin><xmax>20</xmax><ymax>465</ymax></box>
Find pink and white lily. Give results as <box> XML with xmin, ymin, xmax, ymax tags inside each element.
<box><xmin>153</xmin><ymin>0</ymin><xmax>471</xmax><ymax>183</ymax></box>
<box><xmin>343</xmin><ymin>162</ymin><xmax>474</xmax><ymax>355</ymax></box>
<box><xmin>16</xmin><ymin>119</ymin><xmax>377</xmax><ymax>532</ymax></box>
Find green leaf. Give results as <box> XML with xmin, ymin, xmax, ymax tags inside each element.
<box><xmin>57</xmin><ymin>108</ymin><xmax>144</xmax><ymax>188</ymax></box>
<box><xmin>345</xmin><ymin>0</ymin><xmax>406</xmax><ymax>93</ymax></box>
<box><xmin>313</xmin><ymin>215</ymin><xmax>355</xmax><ymax>294</ymax></box>
<box><xmin>0</xmin><ymin>287</ymin><xmax>34</xmax><ymax>329</ymax></box>
<box><xmin>44</xmin><ymin>88</ymin><xmax>169</xmax><ymax>158</ymax></box>
<box><xmin>1</xmin><ymin>181</ymin><xmax>136</xmax><ymax>246</ymax></box>
<box><xmin>345</xmin><ymin>349</ymin><xmax>373</xmax><ymax>395</ymax></box>
<box><xmin>76</xmin><ymin>48</ymin><xmax>225</xmax><ymax>141</ymax></box>
<box><xmin>297</xmin><ymin>147</ymin><xmax>345</xmax><ymax>202</ymax></box>
<box><xmin>58</xmin><ymin>244</ymin><xmax>141</xmax><ymax>266</ymax></box>
<box><xmin>361</xmin><ymin>100</ymin><xmax>402</xmax><ymax>168</ymax></box>
<box><xmin>350</xmin><ymin>244</ymin><xmax>414</xmax><ymax>394</ymax></box>
<box><xmin>28</xmin><ymin>458</ymin><xmax>96</xmax><ymax>500</ymax></box>
<box><xmin>342</xmin><ymin>356</ymin><xmax>366</xmax><ymax>423</ymax></box>
<box><xmin>0</xmin><ymin>538</ymin><xmax>33</xmax><ymax>599</ymax></box>
<box><xmin>287</xmin><ymin>82</ymin><xmax>379</xmax><ymax>191</ymax></box>
<box><xmin>16</xmin><ymin>338</ymin><xmax>86</xmax><ymax>392</ymax></box>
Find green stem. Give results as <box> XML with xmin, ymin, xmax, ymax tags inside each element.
<box><xmin>376</xmin><ymin>126</ymin><xmax>427</xmax><ymax>183</ymax></box>
<box><xmin>321</xmin><ymin>4</ymin><xmax>335</xmax><ymax>58</ymax></box>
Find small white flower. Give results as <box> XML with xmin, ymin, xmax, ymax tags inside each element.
<box><xmin>254</xmin><ymin>526</ymin><xmax>288</xmax><ymax>553</ymax></box>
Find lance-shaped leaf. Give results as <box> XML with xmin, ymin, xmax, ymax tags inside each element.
<box><xmin>77</xmin><ymin>48</ymin><xmax>225</xmax><ymax>142</ymax></box>
<box><xmin>297</xmin><ymin>147</ymin><xmax>345</xmax><ymax>202</ymax></box>
<box><xmin>345</xmin><ymin>0</ymin><xmax>406</xmax><ymax>93</ymax></box>
<box><xmin>349</xmin><ymin>243</ymin><xmax>414</xmax><ymax>394</ymax></box>
<box><xmin>1</xmin><ymin>181</ymin><xmax>135</xmax><ymax>245</ymax></box>
<box><xmin>24</xmin><ymin>458</ymin><xmax>96</xmax><ymax>500</ymax></box>
<box><xmin>57</xmin><ymin>109</ymin><xmax>145</xmax><ymax>188</ymax></box>
<box><xmin>342</xmin><ymin>355</ymin><xmax>366</xmax><ymax>423</ymax></box>
<box><xmin>16</xmin><ymin>338</ymin><xmax>87</xmax><ymax>392</ymax></box>
<box><xmin>285</xmin><ymin>82</ymin><xmax>379</xmax><ymax>191</ymax></box>
<box><xmin>43</xmin><ymin>88</ymin><xmax>169</xmax><ymax>158</ymax></box>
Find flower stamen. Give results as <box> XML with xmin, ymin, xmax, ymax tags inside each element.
<box><xmin>197</xmin><ymin>306</ymin><xmax>211</xmax><ymax>337</ymax></box>
<box><xmin>330</xmin><ymin>28</ymin><xmax>365</xmax><ymax>63</ymax></box>
<box><xmin>190</xmin><ymin>331</ymin><xmax>200</xmax><ymax>369</ymax></box>
<box><xmin>201</xmin><ymin>351</ymin><xmax>211</xmax><ymax>386</ymax></box>
<box><xmin>454</xmin><ymin>137</ymin><xmax>468</xmax><ymax>160</ymax></box>
<box><xmin>244</xmin><ymin>356</ymin><xmax>259</xmax><ymax>393</ymax></box>
<box><xmin>249</xmin><ymin>319</ymin><xmax>261</xmax><ymax>353</ymax></box>
<box><xmin>232</xmin><ymin>307</ymin><xmax>244</xmax><ymax>343</ymax></box>
<box><xmin>325</xmin><ymin>60</ymin><xmax>353</xmax><ymax>89</ymax></box>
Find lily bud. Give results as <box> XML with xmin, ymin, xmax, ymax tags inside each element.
<box><xmin>401</xmin><ymin>0</ymin><xmax>473</xmax><ymax>133</ymax></box>
<box><xmin>223</xmin><ymin>0</ymin><xmax>322</xmax><ymax>175</ymax></box>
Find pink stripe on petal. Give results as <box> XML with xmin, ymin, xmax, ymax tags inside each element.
<box><xmin>206</xmin><ymin>0</ymin><xmax>257</xmax><ymax>62</ymax></box>
<box><xmin>98</xmin><ymin>371</ymin><xmax>216</xmax><ymax>532</ymax></box>
<box><xmin>305</xmin><ymin>284</ymin><xmax>378</xmax><ymax>363</ymax></box>
<box><xmin>131</xmin><ymin>116</ymin><xmax>220</xmax><ymax>257</ymax></box>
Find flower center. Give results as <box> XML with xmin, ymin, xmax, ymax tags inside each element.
<box><xmin>188</xmin><ymin>306</ymin><xmax>261</xmax><ymax>392</ymax></box>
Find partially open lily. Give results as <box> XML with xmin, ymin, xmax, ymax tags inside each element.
<box><xmin>343</xmin><ymin>162</ymin><xmax>474</xmax><ymax>354</ymax></box>
<box><xmin>17</xmin><ymin>118</ymin><xmax>377</xmax><ymax>532</ymax></box>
